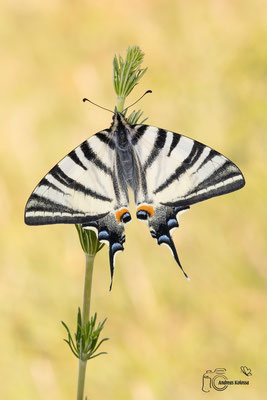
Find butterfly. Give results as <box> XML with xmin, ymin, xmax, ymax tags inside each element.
<box><xmin>25</xmin><ymin>111</ymin><xmax>245</xmax><ymax>288</ymax></box>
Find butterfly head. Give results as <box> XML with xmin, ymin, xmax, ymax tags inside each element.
<box><xmin>111</xmin><ymin>112</ymin><xmax>131</xmax><ymax>130</ymax></box>
<box><xmin>111</xmin><ymin>112</ymin><xmax>132</xmax><ymax>138</ymax></box>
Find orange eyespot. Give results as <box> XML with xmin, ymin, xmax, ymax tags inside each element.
<box><xmin>115</xmin><ymin>208</ymin><xmax>130</xmax><ymax>222</ymax></box>
<box><xmin>137</xmin><ymin>205</ymin><xmax>155</xmax><ymax>217</ymax></box>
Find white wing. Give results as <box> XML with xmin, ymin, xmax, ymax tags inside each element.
<box><xmin>25</xmin><ymin>130</ymin><xmax>129</xmax><ymax>225</ymax></box>
<box><xmin>132</xmin><ymin>125</ymin><xmax>245</xmax><ymax>207</ymax></box>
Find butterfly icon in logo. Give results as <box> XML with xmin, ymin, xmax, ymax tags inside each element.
<box><xmin>240</xmin><ymin>366</ymin><xmax>252</xmax><ymax>376</ymax></box>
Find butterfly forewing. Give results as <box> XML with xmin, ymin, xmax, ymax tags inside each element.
<box><xmin>25</xmin><ymin>129</ymin><xmax>123</xmax><ymax>225</ymax></box>
<box><xmin>132</xmin><ymin>125</ymin><xmax>245</xmax><ymax>207</ymax></box>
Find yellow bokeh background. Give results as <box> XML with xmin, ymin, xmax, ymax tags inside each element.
<box><xmin>1</xmin><ymin>1</ymin><xmax>267</xmax><ymax>399</ymax></box>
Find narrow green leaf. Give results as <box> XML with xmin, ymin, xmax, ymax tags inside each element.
<box><xmin>91</xmin><ymin>338</ymin><xmax>109</xmax><ymax>354</ymax></box>
<box><xmin>88</xmin><ymin>352</ymin><xmax>108</xmax><ymax>360</ymax></box>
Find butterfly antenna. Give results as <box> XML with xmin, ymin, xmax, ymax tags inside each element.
<box><xmin>123</xmin><ymin>90</ymin><xmax>152</xmax><ymax>113</ymax></box>
<box><xmin>83</xmin><ymin>98</ymin><xmax>114</xmax><ymax>114</ymax></box>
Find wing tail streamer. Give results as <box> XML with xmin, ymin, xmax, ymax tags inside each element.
<box><xmin>83</xmin><ymin>211</ymin><xmax>129</xmax><ymax>290</ymax></box>
<box><xmin>137</xmin><ymin>204</ymin><xmax>190</xmax><ymax>279</ymax></box>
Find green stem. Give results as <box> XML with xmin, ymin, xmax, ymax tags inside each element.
<box><xmin>77</xmin><ymin>360</ymin><xmax>87</xmax><ymax>400</ymax></box>
<box><xmin>77</xmin><ymin>254</ymin><xmax>95</xmax><ymax>400</ymax></box>
<box><xmin>117</xmin><ymin>96</ymin><xmax>125</xmax><ymax>112</ymax></box>
<box><xmin>82</xmin><ymin>254</ymin><xmax>94</xmax><ymax>325</ymax></box>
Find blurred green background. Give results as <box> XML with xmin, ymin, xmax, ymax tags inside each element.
<box><xmin>1</xmin><ymin>1</ymin><xmax>267</xmax><ymax>399</ymax></box>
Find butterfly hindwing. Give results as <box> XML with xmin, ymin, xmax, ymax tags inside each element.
<box><xmin>83</xmin><ymin>208</ymin><xmax>130</xmax><ymax>290</ymax></box>
<box><xmin>148</xmin><ymin>205</ymin><xmax>190</xmax><ymax>278</ymax></box>
<box><xmin>132</xmin><ymin>124</ymin><xmax>245</xmax><ymax>275</ymax></box>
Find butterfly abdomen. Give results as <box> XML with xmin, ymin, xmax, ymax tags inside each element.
<box><xmin>117</xmin><ymin>147</ymin><xmax>134</xmax><ymax>184</ymax></box>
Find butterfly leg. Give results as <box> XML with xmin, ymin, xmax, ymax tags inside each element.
<box><xmin>83</xmin><ymin>208</ymin><xmax>131</xmax><ymax>290</ymax></box>
<box><xmin>137</xmin><ymin>204</ymin><xmax>190</xmax><ymax>279</ymax></box>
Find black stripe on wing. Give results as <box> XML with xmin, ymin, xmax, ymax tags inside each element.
<box><xmin>168</xmin><ymin>134</ymin><xmax>181</xmax><ymax>157</ymax></box>
<box><xmin>191</xmin><ymin>161</ymin><xmax>242</xmax><ymax>193</ymax></box>
<box><xmin>132</xmin><ymin>125</ymin><xmax>147</xmax><ymax>145</ymax></box>
<box><xmin>25</xmin><ymin>194</ymin><xmax>109</xmax><ymax>225</ymax></box>
<box><xmin>68</xmin><ymin>150</ymin><xmax>87</xmax><ymax>170</ymax></box>
<box><xmin>80</xmin><ymin>141</ymin><xmax>112</xmax><ymax>175</ymax></box>
<box><xmin>162</xmin><ymin>169</ymin><xmax>245</xmax><ymax>207</ymax></box>
<box><xmin>50</xmin><ymin>165</ymin><xmax>112</xmax><ymax>202</ymax></box>
<box><xmin>38</xmin><ymin>177</ymin><xmax>65</xmax><ymax>194</ymax></box>
<box><xmin>25</xmin><ymin>213</ymin><xmax>109</xmax><ymax>226</ymax></box>
<box><xmin>95</xmin><ymin>131</ymin><xmax>115</xmax><ymax>149</ymax></box>
<box><xmin>195</xmin><ymin>149</ymin><xmax>217</xmax><ymax>172</ymax></box>
<box><xmin>143</xmin><ymin>129</ymin><xmax>167</xmax><ymax>170</ymax></box>
<box><xmin>26</xmin><ymin>194</ymin><xmax>79</xmax><ymax>214</ymax></box>
<box><xmin>154</xmin><ymin>141</ymin><xmax>204</xmax><ymax>195</ymax></box>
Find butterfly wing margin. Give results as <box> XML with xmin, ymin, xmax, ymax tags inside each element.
<box><xmin>25</xmin><ymin>130</ymin><xmax>123</xmax><ymax>225</ymax></box>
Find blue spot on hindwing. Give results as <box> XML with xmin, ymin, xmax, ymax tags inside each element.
<box><xmin>98</xmin><ymin>230</ymin><xmax>109</xmax><ymax>240</ymax></box>
<box><xmin>167</xmin><ymin>218</ymin><xmax>178</xmax><ymax>230</ymax></box>
<box><xmin>121</xmin><ymin>212</ymin><xmax>131</xmax><ymax>223</ymax></box>
<box><xmin>158</xmin><ymin>234</ymin><xmax>171</xmax><ymax>245</ymax></box>
<box><xmin>111</xmin><ymin>242</ymin><xmax>124</xmax><ymax>253</ymax></box>
<box><xmin>137</xmin><ymin>210</ymin><xmax>148</xmax><ymax>220</ymax></box>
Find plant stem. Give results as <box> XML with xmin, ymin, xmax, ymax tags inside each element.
<box><xmin>77</xmin><ymin>360</ymin><xmax>87</xmax><ymax>400</ymax></box>
<box><xmin>117</xmin><ymin>96</ymin><xmax>125</xmax><ymax>113</ymax></box>
<box><xmin>82</xmin><ymin>254</ymin><xmax>94</xmax><ymax>325</ymax></box>
<box><xmin>77</xmin><ymin>254</ymin><xmax>95</xmax><ymax>400</ymax></box>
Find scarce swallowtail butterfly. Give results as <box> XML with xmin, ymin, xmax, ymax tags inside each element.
<box><xmin>25</xmin><ymin>111</ymin><xmax>245</xmax><ymax>288</ymax></box>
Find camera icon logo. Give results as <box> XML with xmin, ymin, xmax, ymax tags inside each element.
<box><xmin>202</xmin><ymin>368</ymin><xmax>228</xmax><ymax>392</ymax></box>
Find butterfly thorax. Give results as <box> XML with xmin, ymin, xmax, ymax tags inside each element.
<box><xmin>111</xmin><ymin>113</ymin><xmax>132</xmax><ymax>149</ymax></box>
